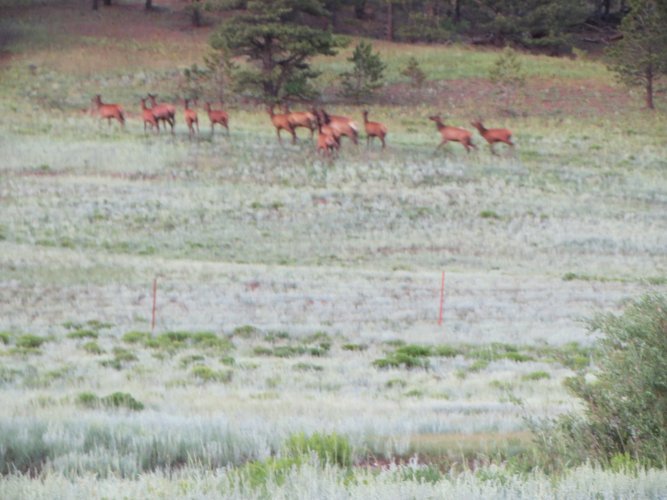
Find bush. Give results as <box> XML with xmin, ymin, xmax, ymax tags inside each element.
<box><xmin>0</xmin><ymin>332</ymin><xmax>11</xmax><ymax>345</ymax></box>
<box><xmin>16</xmin><ymin>335</ymin><xmax>48</xmax><ymax>349</ymax></box>
<box><xmin>66</xmin><ymin>329</ymin><xmax>98</xmax><ymax>339</ymax></box>
<box><xmin>191</xmin><ymin>365</ymin><xmax>233</xmax><ymax>383</ymax></box>
<box><xmin>533</xmin><ymin>294</ymin><xmax>667</xmax><ymax>469</ymax></box>
<box><xmin>339</xmin><ymin>41</ymin><xmax>386</xmax><ymax>103</ymax></box>
<box><xmin>101</xmin><ymin>392</ymin><xmax>144</xmax><ymax>411</ymax></box>
<box><xmin>284</xmin><ymin>432</ymin><xmax>352</xmax><ymax>468</ymax></box>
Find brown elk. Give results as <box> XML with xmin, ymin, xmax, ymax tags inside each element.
<box><xmin>204</xmin><ymin>102</ymin><xmax>229</xmax><ymax>136</ymax></box>
<box><xmin>314</xmin><ymin>112</ymin><xmax>340</xmax><ymax>157</ymax></box>
<box><xmin>313</xmin><ymin>108</ymin><xmax>343</xmax><ymax>146</ymax></box>
<box><xmin>147</xmin><ymin>94</ymin><xmax>175</xmax><ymax>134</ymax></box>
<box><xmin>184</xmin><ymin>98</ymin><xmax>199</xmax><ymax>138</ymax></box>
<box><xmin>362</xmin><ymin>110</ymin><xmax>387</xmax><ymax>149</ymax></box>
<box><xmin>267</xmin><ymin>105</ymin><xmax>296</xmax><ymax>144</ymax></box>
<box><xmin>91</xmin><ymin>94</ymin><xmax>125</xmax><ymax>128</ymax></box>
<box><xmin>140</xmin><ymin>98</ymin><xmax>159</xmax><ymax>134</ymax></box>
<box><xmin>282</xmin><ymin>103</ymin><xmax>317</xmax><ymax>140</ymax></box>
<box><xmin>470</xmin><ymin>120</ymin><xmax>514</xmax><ymax>155</ymax></box>
<box><xmin>429</xmin><ymin>115</ymin><xmax>475</xmax><ymax>153</ymax></box>
<box><xmin>320</xmin><ymin>109</ymin><xmax>359</xmax><ymax>145</ymax></box>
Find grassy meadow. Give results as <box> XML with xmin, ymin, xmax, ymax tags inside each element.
<box><xmin>1</xmin><ymin>1</ymin><xmax>667</xmax><ymax>498</ymax></box>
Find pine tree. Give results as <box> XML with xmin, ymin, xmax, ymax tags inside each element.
<box><xmin>211</xmin><ymin>0</ymin><xmax>342</xmax><ymax>104</ymax></box>
<box><xmin>340</xmin><ymin>41</ymin><xmax>386</xmax><ymax>103</ymax></box>
<box><xmin>606</xmin><ymin>0</ymin><xmax>667</xmax><ymax>110</ymax></box>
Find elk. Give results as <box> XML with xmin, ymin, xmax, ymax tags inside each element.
<box><xmin>267</xmin><ymin>105</ymin><xmax>296</xmax><ymax>144</ymax></box>
<box><xmin>204</xmin><ymin>102</ymin><xmax>229</xmax><ymax>136</ymax></box>
<box><xmin>314</xmin><ymin>111</ymin><xmax>340</xmax><ymax>157</ymax></box>
<box><xmin>429</xmin><ymin>115</ymin><xmax>475</xmax><ymax>153</ymax></box>
<box><xmin>362</xmin><ymin>110</ymin><xmax>387</xmax><ymax>149</ymax></box>
<box><xmin>470</xmin><ymin>120</ymin><xmax>514</xmax><ymax>155</ymax></box>
<box><xmin>282</xmin><ymin>103</ymin><xmax>317</xmax><ymax>140</ymax></box>
<box><xmin>184</xmin><ymin>98</ymin><xmax>199</xmax><ymax>138</ymax></box>
<box><xmin>91</xmin><ymin>94</ymin><xmax>125</xmax><ymax>128</ymax></box>
<box><xmin>313</xmin><ymin>108</ymin><xmax>343</xmax><ymax>146</ymax></box>
<box><xmin>320</xmin><ymin>109</ymin><xmax>359</xmax><ymax>145</ymax></box>
<box><xmin>147</xmin><ymin>94</ymin><xmax>175</xmax><ymax>134</ymax></box>
<box><xmin>140</xmin><ymin>98</ymin><xmax>159</xmax><ymax>134</ymax></box>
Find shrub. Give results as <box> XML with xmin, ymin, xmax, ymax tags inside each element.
<box><xmin>339</xmin><ymin>41</ymin><xmax>386</xmax><ymax>103</ymax></box>
<box><xmin>232</xmin><ymin>325</ymin><xmax>262</xmax><ymax>339</ymax></box>
<box><xmin>284</xmin><ymin>432</ymin><xmax>352</xmax><ymax>468</ymax></box>
<box><xmin>76</xmin><ymin>392</ymin><xmax>100</xmax><ymax>408</ymax></box>
<box><xmin>0</xmin><ymin>332</ymin><xmax>11</xmax><ymax>345</ymax></box>
<box><xmin>101</xmin><ymin>392</ymin><xmax>144</xmax><ymax>411</ymax></box>
<box><xmin>342</xmin><ymin>343</ymin><xmax>367</xmax><ymax>351</ymax></box>
<box><xmin>82</xmin><ymin>341</ymin><xmax>104</xmax><ymax>354</ymax></box>
<box><xmin>533</xmin><ymin>294</ymin><xmax>667</xmax><ymax>469</ymax></box>
<box><xmin>16</xmin><ymin>335</ymin><xmax>48</xmax><ymax>349</ymax></box>
<box><xmin>521</xmin><ymin>370</ymin><xmax>551</xmax><ymax>382</ymax></box>
<box><xmin>432</xmin><ymin>345</ymin><xmax>462</xmax><ymax>357</ymax></box>
<box><xmin>191</xmin><ymin>365</ymin><xmax>233</xmax><ymax>383</ymax></box>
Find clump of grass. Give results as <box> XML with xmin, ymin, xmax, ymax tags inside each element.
<box><xmin>293</xmin><ymin>362</ymin><xmax>323</xmax><ymax>372</ymax></box>
<box><xmin>480</xmin><ymin>210</ymin><xmax>501</xmax><ymax>220</ymax></box>
<box><xmin>522</xmin><ymin>370</ymin><xmax>551</xmax><ymax>381</ymax></box>
<box><xmin>373</xmin><ymin>344</ymin><xmax>434</xmax><ymax>370</ymax></box>
<box><xmin>342</xmin><ymin>343</ymin><xmax>367</xmax><ymax>351</ymax></box>
<box><xmin>385</xmin><ymin>378</ymin><xmax>407</xmax><ymax>388</ymax></box>
<box><xmin>432</xmin><ymin>345</ymin><xmax>463</xmax><ymax>357</ymax></box>
<box><xmin>191</xmin><ymin>365</ymin><xmax>233</xmax><ymax>383</ymax></box>
<box><xmin>0</xmin><ymin>331</ymin><xmax>11</xmax><ymax>345</ymax></box>
<box><xmin>232</xmin><ymin>325</ymin><xmax>262</xmax><ymax>339</ymax></box>
<box><xmin>82</xmin><ymin>341</ymin><xmax>104</xmax><ymax>354</ymax></box>
<box><xmin>66</xmin><ymin>329</ymin><xmax>98</xmax><ymax>340</ymax></box>
<box><xmin>180</xmin><ymin>354</ymin><xmax>205</xmax><ymax>368</ymax></box>
<box><xmin>266</xmin><ymin>331</ymin><xmax>290</xmax><ymax>342</ymax></box>
<box><xmin>220</xmin><ymin>355</ymin><xmax>235</xmax><ymax>366</ymax></box>
<box><xmin>76</xmin><ymin>391</ymin><xmax>144</xmax><ymax>411</ymax></box>
<box><xmin>99</xmin><ymin>347</ymin><xmax>138</xmax><ymax>370</ymax></box>
<box><xmin>284</xmin><ymin>432</ymin><xmax>353</xmax><ymax>467</ymax></box>
<box><xmin>122</xmin><ymin>331</ymin><xmax>151</xmax><ymax>344</ymax></box>
<box><xmin>101</xmin><ymin>392</ymin><xmax>144</xmax><ymax>411</ymax></box>
<box><xmin>16</xmin><ymin>335</ymin><xmax>48</xmax><ymax>349</ymax></box>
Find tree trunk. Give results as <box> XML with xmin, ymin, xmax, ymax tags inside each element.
<box><xmin>145</xmin><ymin>0</ymin><xmax>152</xmax><ymax>9</ymax></box>
<box><xmin>645</xmin><ymin>65</ymin><xmax>654</xmax><ymax>110</ymax></box>
<box><xmin>103</xmin><ymin>0</ymin><xmax>111</xmax><ymax>6</ymax></box>
<box><xmin>386</xmin><ymin>1</ymin><xmax>393</xmax><ymax>41</ymax></box>
<box><xmin>454</xmin><ymin>0</ymin><xmax>461</xmax><ymax>23</ymax></box>
<box><xmin>192</xmin><ymin>3</ymin><xmax>201</xmax><ymax>26</ymax></box>
<box><xmin>92</xmin><ymin>0</ymin><xmax>98</xmax><ymax>10</ymax></box>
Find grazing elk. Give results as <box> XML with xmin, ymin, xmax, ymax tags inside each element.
<box><xmin>429</xmin><ymin>115</ymin><xmax>475</xmax><ymax>153</ymax></box>
<box><xmin>282</xmin><ymin>103</ymin><xmax>317</xmax><ymax>140</ymax></box>
<box><xmin>362</xmin><ymin>110</ymin><xmax>387</xmax><ymax>149</ymax></box>
<box><xmin>184</xmin><ymin>98</ymin><xmax>199</xmax><ymax>138</ymax></box>
<box><xmin>140</xmin><ymin>98</ymin><xmax>159</xmax><ymax>134</ymax></box>
<box><xmin>91</xmin><ymin>94</ymin><xmax>125</xmax><ymax>128</ymax></box>
<box><xmin>320</xmin><ymin>109</ymin><xmax>359</xmax><ymax>145</ymax></box>
<box><xmin>204</xmin><ymin>102</ymin><xmax>229</xmax><ymax>136</ymax></box>
<box><xmin>267</xmin><ymin>105</ymin><xmax>296</xmax><ymax>144</ymax></box>
<box><xmin>470</xmin><ymin>120</ymin><xmax>514</xmax><ymax>155</ymax></box>
<box><xmin>147</xmin><ymin>94</ymin><xmax>175</xmax><ymax>134</ymax></box>
<box><xmin>314</xmin><ymin>112</ymin><xmax>340</xmax><ymax>157</ymax></box>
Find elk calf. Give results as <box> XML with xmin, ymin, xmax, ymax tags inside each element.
<box><xmin>184</xmin><ymin>99</ymin><xmax>199</xmax><ymax>138</ymax></box>
<box><xmin>267</xmin><ymin>106</ymin><xmax>296</xmax><ymax>144</ymax></box>
<box><xmin>140</xmin><ymin>98</ymin><xmax>159</xmax><ymax>134</ymax></box>
<box><xmin>91</xmin><ymin>94</ymin><xmax>125</xmax><ymax>128</ymax></box>
<box><xmin>147</xmin><ymin>94</ymin><xmax>175</xmax><ymax>134</ymax></box>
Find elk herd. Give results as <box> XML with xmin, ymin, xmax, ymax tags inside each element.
<box><xmin>90</xmin><ymin>94</ymin><xmax>514</xmax><ymax>156</ymax></box>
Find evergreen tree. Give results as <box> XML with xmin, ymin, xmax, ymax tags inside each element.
<box><xmin>211</xmin><ymin>0</ymin><xmax>342</xmax><ymax>104</ymax></box>
<box><xmin>340</xmin><ymin>41</ymin><xmax>386</xmax><ymax>103</ymax></box>
<box><xmin>606</xmin><ymin>0</ymin><xmax>667</xmax><ymax>110</ymax></box>
<box><xmin>475</xmin><ymin>0</ymin><xmax>588</xmax><ymax>53</ymax></box>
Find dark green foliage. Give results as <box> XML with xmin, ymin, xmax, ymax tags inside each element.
<box><xmin>432</xmin><ymin>345</ymin><xmax>462</xmax><ymax>357</ymax></box>
<box><xmin>0</xmin><ymin>331</ymin><xmax>11</xmax><ymax>345</ymax></box>
<box><xmin>475</xmin><ymin>0</ymin><xmax>587</xmax><ymax>53</ymax></box>
<box><xmin>211</xmin><ymin>0</ymin><xmax>342</xmax><ymax>103</ymax></box>
<box><xmin>533</xmin><ymin>294</ymin><xmax>667</xmax><ymax>469</ymax></box>
<box><xmin>340</xmin><ymin>40</ymin><xmax>386</xmax><ymax>103</ymax></box>
<box><xmin>522</xmin><ymin>370</ymin><xmax>551</xmax><ymax>382</ymax></box>
<box><xmin>606</xmin><ymin>0</ymin><xmax>667</xmax><ymax>109</ymax></box>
